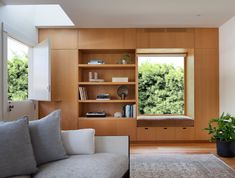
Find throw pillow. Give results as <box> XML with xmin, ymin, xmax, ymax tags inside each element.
<box><xmin>0</xmin><ymin>117</ymin><xmax>38</xmax><ymax>178</ymax></box>
<box><xmin>29</xmin><ymin>110</ymin><xmax>67</xmax><ymax>165</ymax></box>
<box><xmin>61</xmin><ymin>129</ymin><xmax>95</xmax><ymax>155</ymax></box>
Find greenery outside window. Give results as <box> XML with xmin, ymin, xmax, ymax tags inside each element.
<box><xmin>138</xmin><ymin>55</ymin><xmax>185</xmax><ymax>115</ymax></box>
<box><xmin>7</xmin><ymin>37</ymin><xmax>29</xmax><ymax>101</ymax></box>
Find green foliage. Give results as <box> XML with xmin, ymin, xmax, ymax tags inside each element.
<box><xmin>138</xmin><ymin>62</ymin><xmax>184</xmax><ymax>115</ymax></box>
<box><xmin>8</xmin><ymin>55</ymin><xmax>28</xmax><ymax>101</ymax></box>
<box><xmin>204</xmin><ymin>113</ymin><xmax>235</xmax><ymax>142</ymax></box>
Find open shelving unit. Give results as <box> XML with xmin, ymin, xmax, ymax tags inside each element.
<box><xmin>78</xmin><ymin>49</ymin><xmax>137</xmax><ymax>119</ymax></box>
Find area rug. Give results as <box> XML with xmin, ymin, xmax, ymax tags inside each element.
<box><xmin>130</xmin><ymin>154</ymin><xmax>235</xmax><ymax>178</ymax></box>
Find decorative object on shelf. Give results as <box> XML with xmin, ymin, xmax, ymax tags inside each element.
<box><xmin>86</xmin><ymin>112</ymin><xmax>106</xmax><ymax>117</ymax></box>
<box><xmin>204</xmin><ymin>113</ymin><xmax>235</xmax><ymax>157</ymax></box>
<box><xmin>96</xmin><ymin>93</ymin><xmax>111</xmax><ymax>100</ymax></box>
<box><xmin>114</xmin><ymin>112</ymin><xmax>122</xmax><ymax>118</ymax></box>
<box><xmin>117</xmin><ymin>85</ymin><xmax>128</xmax><ymax>100</ymax></box>
<box><xmin>112</xmin><ymin>77</ymin><xmax>129</xmax><ymax>82</ymax></box>
<box><xmin>88</xmin><ymin>72</ymin><xmax>104</xmax><ymax>82</ymax></box>
<box><xmin>118</xmin><ymin>53</ymin><xmax>131</xmax><ymax>64</ymax></box>
<box><xmin>88</xmin><ymin>59</ymin><xmax>105</xmax><ymax>64</ymax></box>
<box><xmin>79</xmin><ymin>87</ymin><xmax>88</xmax><ymax>100</ymax></box>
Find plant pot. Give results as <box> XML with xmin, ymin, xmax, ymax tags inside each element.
<box><xmin>216</xmin><ymin>140</ymin><xmax>235</xmax><ymax>157</ymax></box>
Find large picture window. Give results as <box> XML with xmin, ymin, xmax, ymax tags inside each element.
<box><xmin>138</xmin><ymin>55</ymin><xmax>185</xmax><ymax>115</ymax></box>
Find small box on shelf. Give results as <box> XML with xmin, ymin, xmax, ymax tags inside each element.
<box><xmin>112</xmin><ymin>77</ymin><xmax>128</xmax><ymax>82</ymax></box>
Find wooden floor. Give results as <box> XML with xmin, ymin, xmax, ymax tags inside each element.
<box><xmin>130</xmin><ymin>142</ymin><xmax>235</xmax><ymax>169</ymax></box>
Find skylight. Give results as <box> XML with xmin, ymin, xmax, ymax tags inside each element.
<box><xmin>34</xmin><ymin>5</ymin><xmax>74</xmax><ymax>27</ymax></box>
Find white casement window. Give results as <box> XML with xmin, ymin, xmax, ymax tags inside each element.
<box><xmin>1</xmin><ymin>23</ymin><xmax>51</xmax><ymax>121</ymax></box>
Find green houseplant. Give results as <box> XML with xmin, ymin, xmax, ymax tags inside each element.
<box><xmin>204</xmin><ymin>113</ymin><xmax>235</xmax><ymax>157</ymax></box>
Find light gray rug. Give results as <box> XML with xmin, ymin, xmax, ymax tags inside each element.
<box><xmin>130</xmin><ymin>154</ymin><xmax>235</xmax><ymax>178</ymax></box>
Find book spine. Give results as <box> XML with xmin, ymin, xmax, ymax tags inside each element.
<box><xmin>133</xmin><ymin>104</ymin><xmax>137</xmax><ymax>118</ymax></box>
<box><xmin>130</xmin><ymin>105</ymin><xmax>133</xmax><ymax>118</ymax></box>
<box><xmin>79</xmin><ymin>87</ymin><xmax>84</xmax><ymax>100</ymax></box>
<box><xmin>125</xmin><ymin>105</ymin><xmax>131</xmax><ymax>118</ymax></box>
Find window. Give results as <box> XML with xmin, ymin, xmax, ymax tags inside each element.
<box><xmin>138</xmin><ymin>55</ymin><xmax>185</xmax><ymax>115</ymax></box>
<box><xmin>7</xmin><ymin>37</ymin><xmax>29</xmax><ymax>101</ymax></box>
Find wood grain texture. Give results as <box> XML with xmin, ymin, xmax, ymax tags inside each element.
<box><xmin>39</xmin><ymin>29</ymin><xmax>78</xmax><ymax>49</ymax></box>
<box><xmin>136</xmin><ymin>28</ymin><xmax>194</xmax><ymax>48</ymax></box>
<box><xmin>195</xmin><ymin>28</ymin><xmax>219</xmax><ymax>49</ymax></box>
<box><xmin>78</xmin><ymin>29</ymin><xmax>136</xmax><ymax>49</ymax></box>
<box><xmin>194</xmin><ymin>48</ymin><xmax>219</xmax><ymax>140</ymax></box>
<box><xmin>39</xmin><ymin>50</ymin><xmax>78</xmax><ymax>130</ymax></box>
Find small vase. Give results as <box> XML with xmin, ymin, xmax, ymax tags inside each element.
<box><xmin>216</xmin><ymin>140</ymin><xmax>235</xmax><ymax>157</ymax></box>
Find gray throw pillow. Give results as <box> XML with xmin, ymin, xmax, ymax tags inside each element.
<box><xmin>0</xmin><ymin>117</ymin><xmax>38</xmax><ymax>178</ymax></box>
<box><xmin>29</xmin><ymin>110</ymin><xmax>67</xmax><ymax>165</ymax></box>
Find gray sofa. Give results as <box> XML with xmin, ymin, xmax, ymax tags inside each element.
<box><xmin>10</xmin><ymin>136</ymin><xmax>129</xmax><ymax>178</ymax></box>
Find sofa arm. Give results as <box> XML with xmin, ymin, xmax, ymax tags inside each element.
<box><xmin>95</xmin><ymin>136</ymin><xmax>129</xmax><ymax>156</ymax></box>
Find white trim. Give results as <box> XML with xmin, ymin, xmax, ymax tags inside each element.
<box><xmin>0</xmin><ymin>23</ymin><xmax>3</xmax><ymax>120</ymax></box>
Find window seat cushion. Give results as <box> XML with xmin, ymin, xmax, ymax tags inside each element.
<box><xmin>137</xmin><ymin>115</ymin><xmax>194</xmax><ymax>127</ymax></box>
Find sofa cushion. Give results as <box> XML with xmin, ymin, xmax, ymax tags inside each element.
<box><xmin>61</xmin><ymin>129</ymin><xmax>95</xmax><ymax>155</ymax></box>
<box><xmin>33</xmin><ymin>153</ymin><xmax>128</xmax><ymax>178</ymax></box>
<box><xmin>29</xmin><ymin>110</ymin><xmax>67</xmax><ymax>165</ymax></box>
<box><xmin>0</xmin><ymin>118</ymin><xmax>38</xmax><ymax>178</ymax></box>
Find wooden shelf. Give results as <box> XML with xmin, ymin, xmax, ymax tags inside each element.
<box><xmin>79</xmin><ymin>117</ymin><xmax>136</xmax><ymax>120</ymax></box>
<box><xmin>78</xmin><ymin>82</ymin><xmax>136</xmax><ymax>86</ymax></box>
<box><xmin>78</xmin><ymin>100</ymin><xmax>136</xmax><ymax>103</ymax></box>
<box><xmin>78</xmin><ymin>64</ymin><xmax>136</xmax><ymax>68</ymax></box>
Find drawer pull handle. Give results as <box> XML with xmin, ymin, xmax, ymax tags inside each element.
<box><xmin>145</xmin><ymin>128</ymin><xmax>148</xmax><ymax>130</ymax></box>
<box><xmin>164</xmin><ymin>128</ymin><xmax>167</xmax><ymax>130</ymax></box>
<box><xmin>183</xmin><ymin>128</ymin><xmax>187</xmax><ymax>130</ymax></box>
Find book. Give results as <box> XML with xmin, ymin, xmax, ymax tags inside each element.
<box><xmin>133</xmin><ymin>104</ymin><xmax>137</xmax><ymax>118</ymax></box>
<box><xmin>79</xmin><ymin>87</ymin><xmax>87</xmax><ymax>100</ymax></box>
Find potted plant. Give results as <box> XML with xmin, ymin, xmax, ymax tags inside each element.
<box><xmin>204</xmin><ymin>113</ymin><xmax>235</xmax><ymax>157</ymax></box>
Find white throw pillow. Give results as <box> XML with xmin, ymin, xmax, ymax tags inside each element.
<box><xmin>61</xmin><ymin>129</ymin><xmax>95</xmax><ymax>155</ymax></box>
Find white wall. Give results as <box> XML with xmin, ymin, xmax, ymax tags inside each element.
<box><xmin>219</xmin><ymin>16</ymin><xmax>235</xmax><ymax>115</ymax></box>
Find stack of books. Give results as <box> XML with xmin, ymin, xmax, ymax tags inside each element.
<box><xmin>123</xmin><ymin>104</ymin><xmax>136</xmax><ymax>118</ymax></box>
<box><xmin>79</xmin><ymin>87</ymin><xmax>88</xmax><ymax>100</ymax></box>
<box><xmin>88</xmin><ymin>59</ymin><xmax>105</xmax><ymax>64</ymax></box>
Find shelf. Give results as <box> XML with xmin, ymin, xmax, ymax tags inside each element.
<box><xmin>78</xmin><ymin>82</ymin><xmax>136</xmax><ymax>86</ymax></box>
<box><xmin>78</xmin><ymin>64</ymin><xmax>136</xmax><ymax>68</ymax></box>
<box><xmin>78</xmin><ymin>100</ymin><xmax>136</xmax><ymax>103</ymax></box>
<box><xmin>78</xmin><ymin>117</ymin><xmax>136</xmax><ymax>120</ymax></box>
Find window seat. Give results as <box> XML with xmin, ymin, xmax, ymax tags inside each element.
<box><xmin>137</xmin><ymin>115</ymin><xmax>194</xmax><ymax>127</ymax></box>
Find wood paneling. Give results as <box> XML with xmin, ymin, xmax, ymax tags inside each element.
<box><xmin>136</xmin><ymin>28</ymin><xmax>194</xmax><ymax>48</ymax></box>
<box><xmin>78</xmin><ymin>29</ymin><xmax>136</xmax><ymax>49</ymax></box>
<box><xmin>175</xmin><ymin>127</ymin><xmax>195</xmax><ymax>140</ymax></box>
<box><xmin>195</xmin><ymin>28</ymin><xmax>219</xmax><ymax>49</ymax></box>
<box><xmin>117</xmin><ymin>119</ymin><xmax>137</xmax><ymax>141</ymax></box>
<box><xmin>39</xmin><ymin>29</ymin><xmax>78</xmax><ymax>49</ymax></box>
<box><xmin>39</xmin><ymin>50</ymin><xmax>78</xmax><ymax>130</ymax></box>
<box><xmin>194</xmin><ymin>49</ymin><xmax>219</xmax><ymax>140</ymax></box>
<box><xmin>137</xmin><ymin>127</ymin><xmax>156</xmax><ymax>141</ymax></box>
<box><xmin>156</xmin><ymin>127</ymin><xmax>176</xmax><ymax>140</ymax></box>
<box><xmin>79</xmin><ymin>119</ymin><xmax>117</xmax><ymax>136</ymax></box>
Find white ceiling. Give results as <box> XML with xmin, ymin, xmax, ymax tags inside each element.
<box><xmin>2</xmin><ymin>0</ymin><xmax>235</xmax><ymax>28</ymax></box>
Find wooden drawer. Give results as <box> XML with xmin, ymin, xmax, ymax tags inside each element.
<box><xmin>137</xmin><ymin>127</ymin><xmax>156</xmax><ymax>141</ymax></box>
<box><xmin>175</xmin><ymin>127</ymin><xmax>195</xmax><ymax>140</ymax></box>
<box><xmin>156</xmin><ymin>127</ymin><xmax>176</xmax><ymax>140</ymax></box>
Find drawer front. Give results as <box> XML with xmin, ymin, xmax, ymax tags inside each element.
<box><xmin>156</xmin><ymin>127</ymin><xmax>176</xmax><ymax>140</ymax></box>
<box><xmin>175</xmin><ymin>127</ymin><xmax>195</xmax><ymax>140</ymax></box>
<box><xmin>137</xmin><ymin>127</ymin><xmax>156</xmax><ymax>141</ymax></box>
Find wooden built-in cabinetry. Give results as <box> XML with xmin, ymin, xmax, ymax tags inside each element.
<box><xmin>77</xmin><ymin>49</ymin><xmax>137</xmax><ymax>140</ymax></box>
<box><xmin>38</xmin><ymin>28</ymin><xmax>219</xmax><ymax>142</ymax></box>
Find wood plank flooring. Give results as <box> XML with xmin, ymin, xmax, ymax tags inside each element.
<box><xmin>130</xmin><ymin>142</ymin><xmax>235</xmax><ymax>169</ymax></box>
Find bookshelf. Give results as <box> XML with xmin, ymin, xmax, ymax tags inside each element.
<box><xmin>78</xmin><ymin>49</ymin><xmax>137</xmax><ymax>119</ymax></box>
